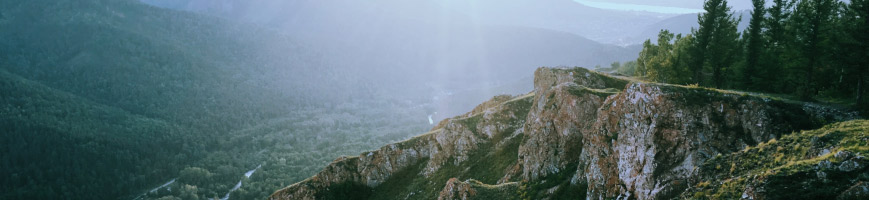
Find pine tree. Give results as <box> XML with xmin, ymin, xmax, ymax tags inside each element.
<box><xmin>743</xmin><ymin>0</ymin><xmax>767</xmax><ymax>90</ymax></box>
<box><xmin>841</xmin><ymin>0</ymin><xmax>869</xmax><ymax>106</ymax></box>
<box><xmin>690</xmin><ymin>1</ymin><xmax>720</xmax><ymax>84</ymax></box>
<box><xmin>791</xmin><ymin>0</ymin><xmax>840</xmax><ymax>100</ymax></box>
<box><xmin>763</xmin><ymin>0</ymin><xmax>796</xmax><ymax>92</ymax></box>
<box><xmin>692</xmin><ymin>0</ymin><xmax>742</xmax><ymax>88</ymax></box>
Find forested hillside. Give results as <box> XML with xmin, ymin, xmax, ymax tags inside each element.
<box><xmin>0</xmin><ymin>0</ymin><xmax>429</xmax><ymax>199</ymax></box>
<box><xmin>0</xmin><ymin>69</ymin><xmax>198</xmax><ymax>199</ymax></box>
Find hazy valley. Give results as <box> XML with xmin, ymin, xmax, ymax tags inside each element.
<box><xmin>1</xmin><ymin>0</ymin><xmax>866</xmax><ymax>200</ymax></box>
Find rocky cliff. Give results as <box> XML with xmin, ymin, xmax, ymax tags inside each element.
<box><xmin>270</xmin><ymin>67</ymin><xmax>865</xmax><ymax>200</ymax></box>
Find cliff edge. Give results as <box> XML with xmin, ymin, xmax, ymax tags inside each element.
<box><xmin>270</xmin><ymin>67</ymin><xmax>864</xmax><ymax>200</ymax></box>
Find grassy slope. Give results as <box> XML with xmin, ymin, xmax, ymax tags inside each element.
<box><xmin>683</xmin><ymin>120</ymin><xmax>869</xmax><ymax>199</ymax></box>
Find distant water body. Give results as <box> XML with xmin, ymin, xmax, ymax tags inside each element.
<box><xmin>573</xmin><ymin>1</ymin><xmax>704</xmax><ymax>14</ymax></box>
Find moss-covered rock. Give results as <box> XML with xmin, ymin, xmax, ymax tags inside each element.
<box><xmin>680</xmin><ymin>120</ymin><xmax>869</xmax><ymax>200</ymax></box>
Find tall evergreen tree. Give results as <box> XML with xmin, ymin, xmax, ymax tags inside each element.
<box><xmin>840</xmin><ymin>0</ymin><xmax>869</xmax><ymax>106</ymax></box>
<box><xmin>692</xmin><ymin>0</ymin><xmax>742</xmax><ymax>88</ymax></box>
<box><xmin>791</xmin><ymin>0</ymin><xmax>839</xmax><ymax>100</ymax></box>
<box><xmin>763</xmin><ymin>0</ymin><xmax>796</xmax><ymax>92</ymax></box>
<box><xmin>690</xmin><ymin>1</ymin><xmax>720</xmax><ymax>84</ymax></box>
<box><xmin>743</xmin><ymin>0</ymin><xmax>767</xmax><ymax>90</ymax></box>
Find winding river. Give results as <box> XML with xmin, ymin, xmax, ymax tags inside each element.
<box><xmin>135</xmin><ymin>164</ymin><xmax>262</xmax><ymax>200</ymax></box>
<box><xmin>134</xmin><ymin>179</ymin><xmax>176</xmax><ymax>200</ymax></box>
<box><xmin>220</xmin><ymin>164</ymin><xmax>262</xmax><ymax>200</ymax></box>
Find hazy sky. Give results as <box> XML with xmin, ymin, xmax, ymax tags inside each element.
<box><xmin>574</xmin><ymin>0</ymin><xmax>753</xmax><ymax>14</ymax></box>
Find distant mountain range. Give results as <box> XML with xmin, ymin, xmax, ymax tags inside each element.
<box><xmin>140</xmin><ymin>0</ymin><xmax>662</xmax><ymax>117</ymax></box>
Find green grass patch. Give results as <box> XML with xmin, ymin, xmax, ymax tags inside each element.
<box><xmin>684</xmin><ymin>120</ymin><xmax>869</xmax><ymax>199</ymax></box>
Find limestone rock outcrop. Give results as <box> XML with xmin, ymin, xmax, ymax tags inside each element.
<box><xmin>270</xmin><ymin>67</ymin><xmax>862</xmax><ymax>200</ymax></box>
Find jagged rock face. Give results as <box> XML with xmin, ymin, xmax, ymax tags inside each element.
<box><xmin>358</xmin><ymin>141</ymin><xmax>430</xmax><ymax>187</ymax></box>
<box><xmin>582</xmin><ymin>83</ymin><xmax>835</xmax><ymax>199</ymax></box>
<box><xmin>267</xmin><ymin>124</ymin><xmax>467</xmax><ymax>199</ymax></box>
<box><xmin>271</xmin><ymin>67</ymin><xmax>862</xmax><ymax>200</ymax></box>
<box><xmin>270</xmin><ymin>94</ymin><xmax>531</xmax><ymax>200</ymax></box>
<box><xmin>519</xmin><ymin>68</ymin><xmax>621</xmax><ymax>181</ymax></box>
<box><xmin>424</xmin><ymin>120</ymin><xmax>485</xmax><ymax>177</ymax></box>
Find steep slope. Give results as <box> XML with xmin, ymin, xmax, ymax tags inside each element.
<box><xmin>270</xmin><ymin>67</ymin><xmax>862</xmax><ymax>200</ymax></box>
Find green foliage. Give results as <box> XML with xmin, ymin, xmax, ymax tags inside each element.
<box><xmin>0</xmin><ymin>0</ymin><xmax>435</xmax><ymax>199</ymax></box>
<box><xmin>628</xmin><ymin>0</ymin><xmax>866</xmax><ymax>108</ymax></box>
<box><xmin>838</xmin><ymin>0</ymin><xmax>869</xmax><ymax>107</ymax></box>
<box><xmin>689</xmin><ymin>0</ymin><xmax>742</xmax><ymax>88</ymax></box>
<box><xmin>742</xmin><ymin>0</ymin><xmax>767</xmax><ymax>90</ymax></box>
<box><xmin>696</xmin><ymin>0</ymin><xmax>743</xmax><ymax>88</ymax></box>
<box><xmin>760</xmin><ymin>0</ymin><xmax>796</xmax><ymax>93</ymax></box>
<box><xmin>790</xmin><ymin>0</ymin><xmax>842</xmax><ymax>100</ymax></box>
<box><xmin>618</xmin><ymin>61</ymin><xmax>639</xmax><ymax>77</ymax></box>
<box><xmin>0</xmin><ymin>69</ymin><xmax>195</xmax><ymax>199</ymax></box>
<box><xmin>178</xmin><ymin>167</ymin><xmax>214</xmax><ymax>187</ymax></box>
<box><xmin>637</xmin><ymin>30</ymin><xmax>694</xmax><ymax>84</ymax></box>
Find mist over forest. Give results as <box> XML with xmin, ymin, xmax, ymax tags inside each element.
<box><xmin>2</xmin><ymin>0</ymin><xmax>866</xmax><ymax>200</ymax></box>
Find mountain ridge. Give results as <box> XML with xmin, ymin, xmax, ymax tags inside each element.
<box><xmin>269</xmin><ymin>67</ymin><xmax>864</xmax><ymax>200</ymax></box>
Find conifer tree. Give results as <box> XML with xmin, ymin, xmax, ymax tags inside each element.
<box><xmin>692</xmin><ymin>0</ymin><xmax>741</xmax><ymax>88</ymax></box>
<box><xmin>763</xmin><ymin>0</ymin><xmax>796</xmax><ymax>92</ymax></box>
<box><xmin>791</xmin><ymin>0</ymin><xmax>840</xmax><ymax>100</ymax></box>
<box><xmin>840</xmin><ymin>0</ymin><xmax>869</xmax><ymax>106</ymax></box>
<box><xmin>743</xmin><ymin>0</ymin><xmax>767</xmax><ymax>90</ymax></box>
